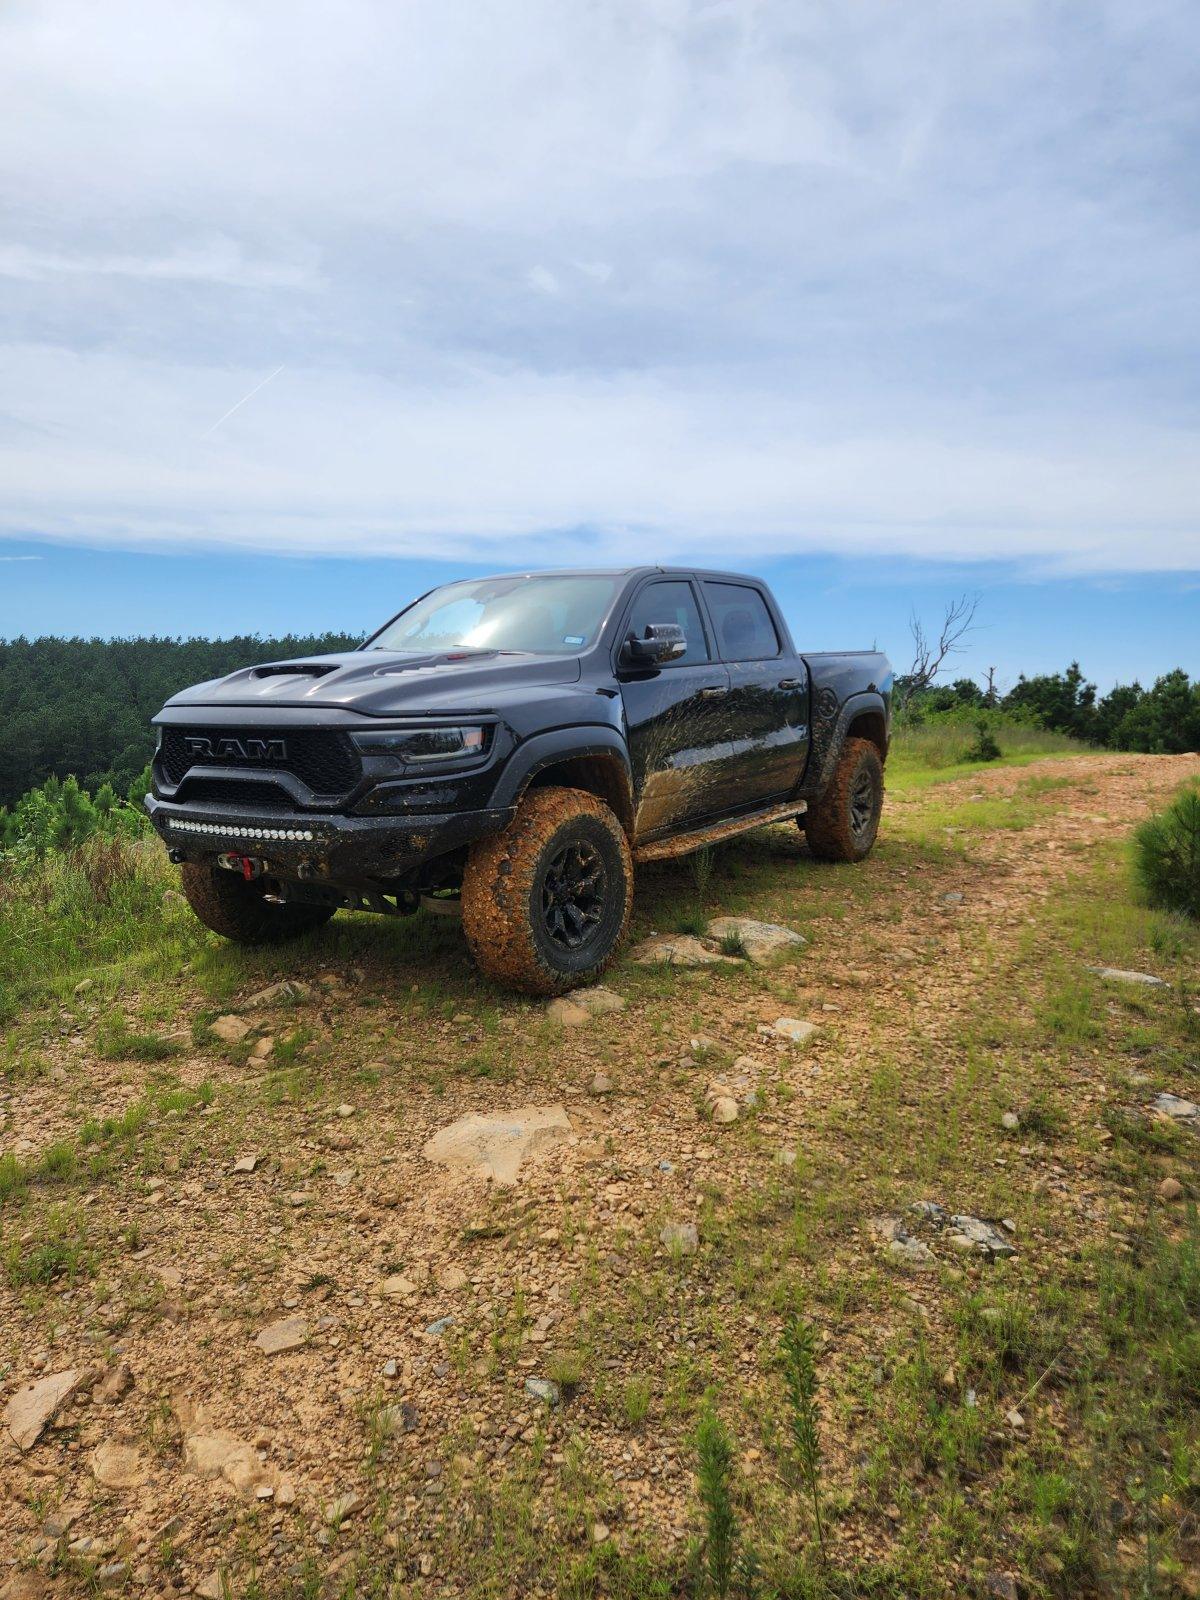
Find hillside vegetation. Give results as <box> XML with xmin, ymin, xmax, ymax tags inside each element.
<box><xmin>2</xmin><ymin>633</ymin><xmax>1198</xmax><ymax>808</ymax></box>
<box><xmin>2</xmin><ymin>747</ymin><xmax>1198</xmax><ymax>1599</ymax></box>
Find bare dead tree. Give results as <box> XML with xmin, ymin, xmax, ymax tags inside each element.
<box><xmin>898</xmin><ymin>594</ymin><xmax>980</xmax><ymax>708</ymax></box>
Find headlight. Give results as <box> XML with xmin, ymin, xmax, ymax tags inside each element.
<box><xmin>349</xmin><ymin>725</ymin><xmax>487</xmax><ymax>763</ymax></box>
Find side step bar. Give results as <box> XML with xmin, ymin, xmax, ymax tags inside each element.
<box><xmin>635</xmin><ymin>800</ymin><xmax>807</xmax><ymax>863</ymax></box>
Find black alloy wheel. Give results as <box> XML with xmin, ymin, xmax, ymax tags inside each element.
<box><xmin>539</xmin><ymin>838</ymin><xmax>608</xmax><ymax>953</ymax></box>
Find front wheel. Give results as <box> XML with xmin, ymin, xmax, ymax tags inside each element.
<box><xmin>179</xmin><ymin>863</ymin><xmax>335</xmax><ymax>944</ymax></box>
<box><xmin>803</xmin><ymin>736</ymin><xmax>884</xmax><ymax>862</ymax></box>
<box><xmin>461</xmin><ymin>786</ymin><xmax>633</xmax><ymax>994</ymax></box>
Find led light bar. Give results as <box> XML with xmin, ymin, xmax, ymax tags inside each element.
<box><xmin>167</xmin><ymin>819</ymin><xmax>316</xmax><ymax>842</ymax></box>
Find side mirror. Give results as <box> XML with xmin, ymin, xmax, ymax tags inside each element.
<box><xmin>620</xmin><ymin>622</ymin><xmax>687</xmax><ymax>667</ymax></box>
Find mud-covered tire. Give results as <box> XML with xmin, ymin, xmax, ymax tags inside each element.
<box><xmin>461</xmin><ymin>786</ymin><xmax>633</xmax><ymax>995</ymax></box>
<box><xmin>179</xmin><ymin>863</ymin><xmax>335</xmax><ymax>945</ymax></box>
<box><xmin>803</xmin><ymin>736</ymin><xmax>884</xmax><ymax>863</ymax></box>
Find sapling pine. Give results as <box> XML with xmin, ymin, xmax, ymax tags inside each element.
<box><xmin>781</xmin><ymin>1314</ymin><xmax>826</xmax><ymax>1560</ymax></box>
<box><xmin>696</xmin><ymin>1406</ymin><xmax>737</xmax><ymax>1597</ymax></box>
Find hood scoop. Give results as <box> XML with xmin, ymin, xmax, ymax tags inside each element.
<box><xmin>250</xmin><ymin>662</ymin><xmax>339</xmax><ymax>680</ymax></box>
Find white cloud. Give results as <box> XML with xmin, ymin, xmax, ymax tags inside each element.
<box><xmin>0</xmin><ymin>0</ymin><xmax>1197</xmax><ymax>573</ymax></box>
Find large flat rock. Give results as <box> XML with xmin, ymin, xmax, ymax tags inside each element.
<box><xmin>423</xmin><ymin>1104</ymin><xmax>572</xmax><ymax>1186</ymax></box>
<box><xmin>706</xmin><ymin>917</ymin><xmax>807</xmax><ymax>963</ymax></box>
<box><xmin>3</xmin><ymin>1369</ymin><xmax>80</xmax><ymax>1451</ymax></box>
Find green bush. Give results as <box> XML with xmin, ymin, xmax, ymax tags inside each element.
<box><xmin>1133</xmin><ymin>784</ymin><xmax>1200</xmax><ymax>920</ymax></box>
<box><xmin>964</xmin><ymin>719</ymin><xmax>1002</xmax><ymax>762</ymax></box>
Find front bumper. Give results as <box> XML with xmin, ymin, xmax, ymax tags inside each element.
<box><xmin>144</xmin><ymin>795</ymin><xmax>515</xmax><ymax>883</ymax></box>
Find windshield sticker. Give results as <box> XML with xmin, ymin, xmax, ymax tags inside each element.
<box><xmin>563</xmin><ymin>634</ymin><xmax>585</xmax><ymax>646</ymax></box>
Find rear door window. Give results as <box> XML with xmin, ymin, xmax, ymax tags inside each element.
<box><xmin>626</xmin><ymin>580</ymin><xmax>710</xmax><ymax>665</ymax></box>
<box><xmin>702</xmin><ymin>582</ymin><xmax>780</xmax><ymax>662</ymax></box>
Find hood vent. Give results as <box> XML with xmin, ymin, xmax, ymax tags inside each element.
<box><xmin>250</xmin><ymin>662</ymin><xmax>338</xmax><ymax>680</ymax></box>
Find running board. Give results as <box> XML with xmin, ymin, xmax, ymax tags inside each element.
<box><xmin>635</xmin><ymin>800</ymin><xmax>807</xmax><ymax>863</ymax></box>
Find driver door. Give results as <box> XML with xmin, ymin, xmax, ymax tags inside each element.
<box><xmin>617</xmin><ymin>578</ymin><xmax>732</xmax><ymax>840</ymax></box>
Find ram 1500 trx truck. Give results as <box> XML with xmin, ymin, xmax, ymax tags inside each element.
<box><xmin>146</xmin><ymin>568</ymin><xmax>891</xmax><ymax>992</ymax></box>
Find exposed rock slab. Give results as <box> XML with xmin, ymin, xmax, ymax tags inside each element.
<box><xmin>91</xmin><ymin>1439</ymin><xmax>148</xmax><ymax>1489</ymax></box>
<box><xmin>175</xmin><ymin>1397</ymin><xmax>274</xmax><ymax>1498</ymax></box>
<box><xmin>1152</xmin><ymin>1092</ymin><xmax>1198</xmax><ymax>1120</ymax></box>
<box><xmin>546</xmin><ymin>987</ymin><xmax>626</xmax><ymax>1026</ymax></box>
<box><xmin>1088</xmin><ymin>966</ymin><xmax>1169</xmax><ymax>987</ymax></box>
<box><xmin>4</xmin><ymin>1369</ymin><xmax>80</xmax><ymax>1450</ymax></box>
<box><xmin>706</xmin><ymin>917</ymin><xmax>807</xmax><ymax>963</ymax></box>
<box><xmin>423</xmin><ymin>1104</ymin><xmax>573</xmax><ymax>1185</ymax></box>
<box><xmin>629</xmin><ymin>935</ymin><xmax>737</xmax><ymax>968</ymax></box>
<box><xmin>659</xmin><ymin>1221</ymin><xmax>699</xmax><ymax>1256</ymax></box>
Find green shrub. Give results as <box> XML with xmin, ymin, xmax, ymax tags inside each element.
<box><xmin>964</xmin><ymin>719</ymin><xmax>1002</xmax><ymax>763</ymax></box>
<box><xmin>1133</xmin><ymin>784</ymin><xmax>1200</xmax><ymax>920</ymax></box>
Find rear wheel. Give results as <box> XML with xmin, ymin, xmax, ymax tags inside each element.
<box><xmin>180</xmin><ymin>863</ymin><xmax>335</xmax><ymax>944</ymax></box>
<box><xmin>461</xmin><ymin>786</ymin><xmax>633</xmax><ymax>994</ymax></box>
<box><xmin>803</xmin><ymin>736</ymin><xmax>884</xmax><ymax>862</ymax></box>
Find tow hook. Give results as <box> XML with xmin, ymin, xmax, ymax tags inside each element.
<box><xmin>217</xmin><ymin>852</ymin><xmax>265</xmax><ymax>881</ymax></box>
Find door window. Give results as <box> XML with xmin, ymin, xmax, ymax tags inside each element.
<box><xmin>626</xmin><ymin>581</ymin><xmax>710</xmax><ymax>665</ymax></box>
<box><xmin>702</xmin><ymin>582</ymin><xmax>780</xmax><ymax>661</ymax></box>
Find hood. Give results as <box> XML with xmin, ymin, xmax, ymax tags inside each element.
<box><xmin>163</xmin><ymin>648</ymin><xmax>585</xmax><ymax>718</ymax></box>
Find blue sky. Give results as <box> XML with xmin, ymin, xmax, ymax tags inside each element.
<box><xmin>1</xmin><ymin>537</ymin><xmax>1195</xmax><ymax>693</ymax></box>
<box><xmin>1</xmin><ymin>1</ymin><xmax>1198</xmax><ymax>686</ymax></box>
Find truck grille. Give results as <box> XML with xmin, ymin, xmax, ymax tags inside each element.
<box><xmin>159</xmin><ymin>727</ymin><xmax>360</xmax><ymax>797</ymax></box>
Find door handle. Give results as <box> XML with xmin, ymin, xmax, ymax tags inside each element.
<box><xmin>699</xmin><ymin>685</ymin><xmax>729</xmax><ymax>699</ymax></box>
<box><xmin>778</xmin><ymin>678</ymin><xmax>803</xmax><ymax>689</ymax></box>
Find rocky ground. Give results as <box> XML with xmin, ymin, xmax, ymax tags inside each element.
<box><xmin>1</xmin><ymin>752</ymin><xmax>1198</xmax><ymax>1599</ymax></box>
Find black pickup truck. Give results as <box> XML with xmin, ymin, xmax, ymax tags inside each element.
<box><xmin>146</xmin><ymin>568</ymin><xmax>891</xmax><ymax>992</ymax></box>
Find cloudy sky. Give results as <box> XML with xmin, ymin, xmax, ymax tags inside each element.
<box><xmin>1</xmin><ymin>0</ymin><xmax>1198</xmax><ymax>676</ymax></box>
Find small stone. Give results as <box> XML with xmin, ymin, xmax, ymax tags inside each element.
<box><xmin>767</xmin><ymin>1017</ymin><xmax>817</xmax><ymax>1044</ymax></box>
<box><xmin>245</xmin><ymin>979</ymin><xmax>312</xmax><ymax>1007</ymax></box>
<box><xmin>942</xmin><ymin>892</ymin><xmax>963</xmax><ymax>904</ymax></box>
<box><xmin>1000</xmin><ymin>1112</ymin><xmax>1020</xmax><ymax>1131</ymax></box>
<box><xmin>91</xmin><ymin>1440</ymin><xmax>148</xmax><ymax>1489</ymax></box>
<box><xmin>524</xmin><ymin>1378</ymin><xmax>561</xmax><ymax>1406</ymax></box>
<box><xmin>985</xmin><ymin>1575</ymin><xmax>1019</xmax><ymax>1600</ymax></box>
<box><xmin>775</xmin><ymin>1148</ymin><xmax>797</xmax><ymax>1168</ymax></box>
<box><xmin>659</xmin><ymin>1222</ymin><xmax>699</xmax><ymax>1256</ymax></box>
<box><xmin>378</xmin><ymin>1401</ymin><xmax>419</xmax><ymax>1435</ymax></box>
<box><xmin>232</xmin><ymin>1155</ymin><xmax>258</xmax><ymax>1174</ymax></box>
<box><xmin>382</xmin><ymin>1359</ymin><xmax>398</xmax><ymax>1378</ymax></box>
<box><xmin>426</xmin><ymin>1316</ymin><xmax>455</xmax><ymax>1336</ymax></box>
<box><xmin>254</xmin><ymin>1315</ymin><xmax>309</xmax><ymax>1355</ymax></box>
<box><xmin>592</xmin><ymin>1521</ymin><xmax>611</xmax><ymax>1544</ymax></box>
<box><xmin>947</xmin><ymin>1214</ymin><xmax>1017</xmax><ymax>1258</ymax></box>
<box><xmin>336</xmin><ymin>1103</ymin><xmax>355</xmax><ymax>1118</ymax></box>
<box><xmin>73</xmin><ymin>978</ymin><xmax>94</xmax><ymax>997</ymax></box>
<box><xmin>710</xmin><ymin>1096</ymin><xmax>739</xmax><ymax>1125</ymax></box>
<box><xmin>325</xmin><ymin>1492</ymin><xmax>361</xmax><ymax>1525</ymax></box>
<box><xmin>887</xmin><ymin>1236</ymin><xmax>935</xmax><ymax>1269</ymax></box>
<box><xmin>1158</xmin><ymin>1177</ymin><xmax>1184</xmax><ymax>1202</ymax></box>
<box><xmin>251</xmin><ymin>1037</ymin><xmax>275</xmax><ymax>1061</ymax></box>
<box><xmin>439</xmin><ymin>1266</ymin><xmax>469</xmax><ymax>1291</ymax></box>
<box><xmin>210</xmin><ymin>1015</ymin><xmax>251</xmax><ymax>1044</ymax></box>
<box><xmin>93</xmin><ymin>1364</ymin><xmax>132</xmax><ymax>1405</ymax></box>
<box><xmin>380</xmin><ymin>1275</ymin><xmax>417</xmax><ymax>1299</ymax></box>
<box><xmin>1005</xmin><ymin>1408</ymin><xmax>1026</xmax><ymax>1429</ymax></box>
<box><xmin>590</xmin><ymin>1071</ymin><xmax>613</xmax><ymax>1095</ymax></box>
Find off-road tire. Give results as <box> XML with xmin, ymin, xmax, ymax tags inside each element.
<box><xmin>461</xmin><ymin>786</ymin><xmax>633</xmax><ymax>995</ymax></box>
<box><xmin>803</xmin><ymin>736</ymin><xmax>884</xmax><ymax>862</ymax></box>
<box><xmin>179</xmin><ymin>863</ymin><xmax>335</xmax><ymax>945</ymax></box>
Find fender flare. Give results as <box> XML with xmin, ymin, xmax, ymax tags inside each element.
<box><xmin>488</xmin><ymin>726</ymin><xmax>635</xmax><ymax>820</ymax></box>
<box><xmin>804</xmin><ymin>689</ymin><xmax>888</xmax><ymax>798</ymax></box>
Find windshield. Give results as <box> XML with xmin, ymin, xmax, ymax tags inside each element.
<box><xmin>367</xmin><ymin>575</ymin><xmax>621</xmax><ymax>656</ymax></box>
